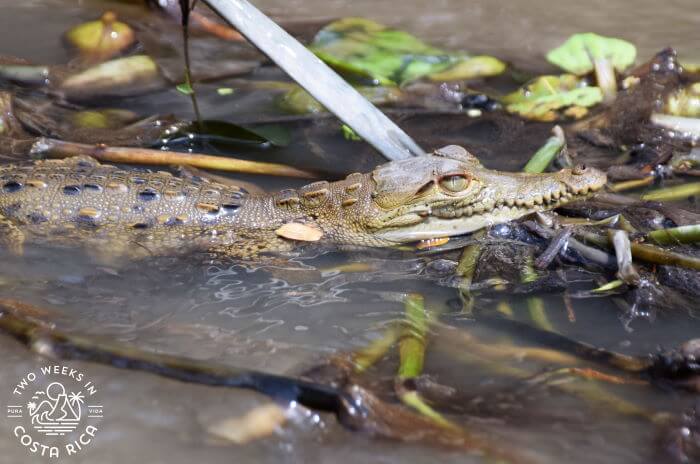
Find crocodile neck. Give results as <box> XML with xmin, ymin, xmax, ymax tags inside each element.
<box><xmin>232</xmin><ymin>172</ymin><xmax>390</xmax><ymax>247</ymax></box>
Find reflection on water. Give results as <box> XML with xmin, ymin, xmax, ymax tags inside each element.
<box><xmin>0</xmin><ymin>1</ymin><xmax>699</xmax><ymax>463</ymax></box>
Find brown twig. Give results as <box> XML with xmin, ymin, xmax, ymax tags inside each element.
<box><xmin>31</xmin><ymin>137</ymin><xmax>317</xmax><ymax>178</ymax></box>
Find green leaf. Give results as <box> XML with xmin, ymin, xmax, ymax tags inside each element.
<box><xmin>523</xmin><ymin>125</ymin><xmax>566</xmax><ymax>173</ymax></box>
<box><xmin>428</xmin><ymin>55</ymin><xmax>505</xmax><ymax>82</ymax></box>
<box><xmin>501</xmin><ymin>74</ymin><xmax>603</xmax><ymax>121</ymax></box>
<box><xmin>309</xmin><ymin>17</ymin><xmax>505</xmax><ymax>85</ymax></box>
<box><xmin>341</xmin><ymin>124</ymin><xmax>362</xmax><ymax>141</ymax></box>
<box><xmin>546</xmin><ymin>32</ymin><xmax>636</xmax><ymax>75</ymax></box>
<box><xmin>176</xmin><ymin>82</ymin><xmax>194</xmax><ymax>95</ymax></box>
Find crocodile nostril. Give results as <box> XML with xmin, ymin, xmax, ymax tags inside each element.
<box><xmin>572</xmin><ymin>164</ymin><xmax>587</xmax><ymax>175</ymax></box>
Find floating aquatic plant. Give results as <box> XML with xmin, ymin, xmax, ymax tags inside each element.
<box><xmin>546</xmin><ymin>32</ymin><xmax>636</xmax><ymax>103</ymax></box>
<box><xmin>309</xmin><ymin>17</ymin><xmax>505</xmax><ymax>86</ymax></box>
<box><xmin>501</xmin><ymin>74</ymin><xmax>603</xmax><ymax>121</ymax></box>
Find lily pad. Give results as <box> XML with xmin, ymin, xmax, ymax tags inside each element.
<box><xmin>501</xmin><ymin>74</ymin><xmax>603</xmax><ymax>121</ymax></box>
<box><xmin>546</xmin><ymin>33</ymin><xmax>636</xmax><ymax>102</ymax></box>
<box><xmin>309</xmin><ymin>17</ymin><xmax>505</xmax><ymax>86</ymax></box>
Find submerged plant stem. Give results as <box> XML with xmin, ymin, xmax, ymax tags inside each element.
<box><xmin>351</xmin><ymin>325</ymin><xmax>400</xmax><ymax>373</ymax></box>
<box><xmin>398</xmin><ymin>293</ymin><xmax>427</xmax><ymax>380</ymax></box>
<box><xmin>396</xmin><ymin>294</ymin><xmax>457</xmax><ymax>430</ymax></box>
<box><xmin>578</xmin><ymin>230</ymin><xmax>700</xmax><ymax>270</ymax></box>
<box><xmin>640</xmin><ymin>182</ymin><xmax>700</xmax><ymax>202</ymax></box>
<box><xmin>594</xmin><ymin>57</ymin><xmax>617</xmax><ymax>103</ymax></box>
<box><xmin>608</xmin><ymin>176</ymin><xmax>654</xmax><ymax>192</ymax></box>
<box><xmin>648</xmin><ymin>224</ymin><xmax>700</xmax><ymax>245</ymax></box>
<box><xmin>180</xmin><ymin>0</ymin><xmax>203</xmax><ymax>130</ymax></box>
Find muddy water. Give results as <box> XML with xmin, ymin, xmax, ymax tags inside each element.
<box><xmin>0</xmin><ymin>1</ymin><xmax>699</xmax><ymax>463</ymax></box>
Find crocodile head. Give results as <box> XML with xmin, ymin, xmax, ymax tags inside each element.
<box><xmin>363</xmin><ymin>145</ymin><xmax>607</xmax><ymax>243</ymax></box>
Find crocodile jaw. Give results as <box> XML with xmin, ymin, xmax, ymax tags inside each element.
<box><xmin>374</xmin><ymin>203</ymin><xmax>540</xmax><ymax>242</ymax></box>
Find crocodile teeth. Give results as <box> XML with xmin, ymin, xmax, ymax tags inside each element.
<box><xmin>552</xmin><ymin>190</ymin><xmax>561</xmax><ymax>199</ymax></box>
<box><xmin>543</xmin><ymin>192</ymin><xmax>552</xmax><ymax>203</ymax></box>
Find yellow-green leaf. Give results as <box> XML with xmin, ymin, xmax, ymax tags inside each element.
<box><xmin>501</xmin><ymin>74</ymin><xmax>603</xmax><ymax>121</ymax></box>
<box><xmin>309</xmin><ymin>17</ymin><xmax>505</xmax><ymax>85</ymax></box>
<box><xmin>546</xmin><ymin>32</ymin><xmax>636</xmax><ymax>75</ymax></box>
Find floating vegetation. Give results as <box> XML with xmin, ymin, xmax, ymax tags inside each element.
<box><xmin>309</xmin><ymin>17</ymin><xmax>505</xmax><ymax>86</ymax></box>
<box><xmin>546</xmin><ymin>32</ymin><xmax>636</xmax><ymax>102</ymax></box>
<box><xmin>501</xmin><ymin>74</ymin><xmax>603</xmax><ymax>121</ymax></box>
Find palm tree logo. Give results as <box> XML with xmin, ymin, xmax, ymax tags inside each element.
<box><xmin>28</xmin><ymin>382</ymin><xmax>83</xmax><ymax>435</ymax></box>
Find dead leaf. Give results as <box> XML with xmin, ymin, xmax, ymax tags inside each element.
<box><xmin>275</xmin><ymin>222</ymin><xmax>323</xmax><ymax>241</ymax></box>
<box><xmin>208</xmin><ymin>404</ymin><xmax>287</xmax><ymax>445</ymax></box>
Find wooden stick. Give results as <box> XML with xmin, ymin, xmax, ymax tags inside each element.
<box><xmin>31</xmin><ymin>137</ymin><xmax>317</xmax><ymax>179</ymax></box>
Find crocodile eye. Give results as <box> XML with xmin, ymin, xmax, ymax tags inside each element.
<box><xmin>438</xmin><ymin>174</ymin><xmax>470</xmax><ymax>192</ymax></box>
<box><xmin>572</xmin><ymin>164</ymin><xmax>587</xmax><ymax>175</ymax></box>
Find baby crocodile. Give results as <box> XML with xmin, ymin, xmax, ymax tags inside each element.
<box><xmin>0</xmin><ymin>145</ymin><xmax>606</xmax><ymax>262</ymax></box>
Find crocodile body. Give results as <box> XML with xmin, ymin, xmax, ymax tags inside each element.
<box><xmin>0</xmin><ymin>146</ymin><xmax>606</xmax><ymax>262</ymax></box>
